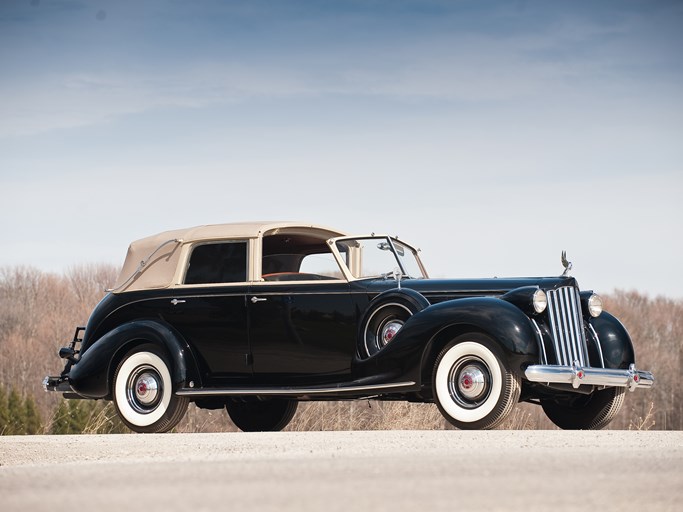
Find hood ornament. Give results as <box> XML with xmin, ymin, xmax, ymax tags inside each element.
<box><xmin>561</xmin><ymin>250</ymin><xmax>573</xmax><ymax>277</ymax></box>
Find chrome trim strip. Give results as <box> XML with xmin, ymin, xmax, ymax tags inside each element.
<box><xmin>530</xmin><ymin>318</ymin><xmax>548</xmax><ymax>365</ymax></box>
<box><xmin>588</xmin><ymin>323</ymin><xmax>606</xmax><ymax>368</ymax></box>
<box><xmin>175</xmin><ymin>381</ymin><xmax>417</xmax><ymax>397</ymax></box>
<box><xmin>111</xmin><ymin>289</ymin><xmax>372</xmax><ymax>312</ymax></box>
<box><xmin>525</xmin><ymin>364</ymin><xmax>654</xmax><ymax>391</ymax></box>
<box><xmin>572</xmin><ymin>287</ymin><xmax>590</xmax><ymax>366</ymax></box>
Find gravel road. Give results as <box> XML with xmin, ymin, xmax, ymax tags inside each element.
<box><xmin>1</xmin><ymin>430</ymin><xmax>681</xmax><ymax>511</ymax></box>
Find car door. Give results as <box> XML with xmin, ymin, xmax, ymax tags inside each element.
<box><xmin>161</xmin><ymin>240</ymin><xmax>251</xmax><ymax>384</ymax></box>
<box><xmin>248</xmin><ymin>280</ymin><xmax>356</xmax><ymax>386</ymax></box>
<box><xmin>162</xmin><ymin>288</ymin><xmax>250</xmax><ymax>383</ymax></box>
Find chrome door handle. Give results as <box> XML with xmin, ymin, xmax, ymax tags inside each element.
<box><xmin>250</xmin><ymin>296</ymin><xmax>267</xmax><ymax>303</ymax></box>
<box><xmin>171</xmin><ymin>299</ymin><xmax>186</xmax><ymax>306</ymax></box>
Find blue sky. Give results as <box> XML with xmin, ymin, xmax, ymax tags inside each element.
<box><xmin>1</xmin><ymin>0</ymin><xmax>682</xmax><ymax>298</ymax></box>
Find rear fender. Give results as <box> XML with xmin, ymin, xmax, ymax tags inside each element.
<box><xmin>67</xmin><ymin>319</ymin><xmax>200</xmax><ymax>399</ymax></box>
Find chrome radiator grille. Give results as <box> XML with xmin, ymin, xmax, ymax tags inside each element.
<box><xmin>546</xmin><ymin>286</ymin><xmax>589</xmax><ymax>367</ymax></box>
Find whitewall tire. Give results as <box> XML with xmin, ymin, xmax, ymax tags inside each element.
<box><xmin>433</xmin><ymin>333</ymin><xmax>520</xmax><ymax>430</ymax></box>
<box><xmin>113</xmin><ymin>344</ymin><xmax>189</xmax><ymax>433</ymax></box>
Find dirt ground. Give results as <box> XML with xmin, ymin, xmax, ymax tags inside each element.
<box><xmin>1</xmin><ymin>430</ymin><xmax>681</xmax><ymax>511</ymax></box>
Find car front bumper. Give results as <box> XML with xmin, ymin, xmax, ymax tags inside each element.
<box><xmin>525</xmin><ymin>363</ymin><xmax>654</xmax><ymax>391</ymax></box>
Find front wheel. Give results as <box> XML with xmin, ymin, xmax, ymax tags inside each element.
<box><xmin>226</xmin><ymin>398</ymin><xmax>298</xmax><ymax>432</ymax></box>
<box><xmin>113</xmin><ymin>344</ymin><xmax>189</xmax><ymax>433</ymax></box>
<box><xmin>541</xmin><ymin>386</ymin><xmax>626</xmax><ymax>430</ymax></box>
<box><xmin>432</xmin><ymin>333</ymin><xmax>521</xmax><ymax>430</ymax></box>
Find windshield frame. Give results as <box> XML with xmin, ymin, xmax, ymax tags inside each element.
<box><xmin>328</xmin><ymin>235</ymin><xmax>429</xmax><ymax>281</ymax></box>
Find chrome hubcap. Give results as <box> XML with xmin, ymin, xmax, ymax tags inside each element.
<box><xmin>127</xmin><ymin>365</ymin><xmax>162</xmax><ymax>414</ymax></box>
<box><xmin>380</xmin><ymin>320</ymin><xmax>404</xmax><ymax>346</ymax></box>
<box><xmin>135</xmin><ymin>373</ymin><xmax>159</xmax><ymax>404</ymax></box>
<box><xmin>363</xmin><ymin>303</ymin><xmax>414</xmax><ymax>357</ymax></box>
<box><xmin>448</xmin><ymin>357</ymin><xmax>491</xmax><ymax>409</ymax></box>
<box><xmin>457</xmin><ymin>365</ymin><xmax>486</xmax><ymax>400</ymax></box>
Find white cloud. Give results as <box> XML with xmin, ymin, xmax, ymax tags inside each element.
<box><xmin>0</xmin><ymin>8</ymin><xmax>657</xmax><ymax>137</ymax></box>
<box><xmin>3</xmin><ymin>0</ymin><xmax>681</xmax><ymax>139</ymax></box>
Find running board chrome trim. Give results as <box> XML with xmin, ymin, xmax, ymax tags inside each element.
<box><xmin>176</xmin><ymin>381</ymin><xmax>417</xmax><ymax>397</ymax></box>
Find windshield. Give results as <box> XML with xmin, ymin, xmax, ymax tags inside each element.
<box><xmin>335</xmin><ymin>237</ymin><xmax>426</xmax><ymax>280</ymax></box>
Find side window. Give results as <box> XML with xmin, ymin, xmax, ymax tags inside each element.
<box><xmin>184</xmin><ymin>241</ymin><xmax>247</xmax><ymax>284</ymax></box>
<box><xmin>299</xmin><ymin>252</ymin><xmax>344</xmax><ymax>279</ymax></box>
<box><xmin>261</xmin><ymin>233</ymin><xmax>345</xmax><ymax>281</ymax></box>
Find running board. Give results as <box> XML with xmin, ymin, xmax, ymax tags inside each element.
<box><xmin>176</xmin><ymin>381</ymin><xmax>417</xmax><ymax>397</ymax></box>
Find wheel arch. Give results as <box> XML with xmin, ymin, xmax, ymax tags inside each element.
<box><xmin>416</xmin><ymin>298</ymin><xmax>540</xmax><ymax>393</ymax></box>
<box><xmin>420</xmin><ymin>323</ymin><xmax>489</xmax><ymax>390</ymax></box>
<box><xmin>589</xmin><ymin>311</ymin><xmax>636</xmax><ymax>369</ymax></box>
<box><xmin>68</xmin><ymin>319</ymin><xmax>201</xmax><ymax>399</ymax></box>
<box><xmin>370</xmin><ymin>287</ymin><xmax>431</xmax><ymax>309</ymax></box>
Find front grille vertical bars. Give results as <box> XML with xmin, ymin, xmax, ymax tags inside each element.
<box><xmin>546</xmin><ymin>287</ymin><xmax>589</xmax><ymax>367</ymax></box>
<box><xmin>546</xmin><ymin>290</ymin><xmax>566</xmax><ymax>364</ymax></box>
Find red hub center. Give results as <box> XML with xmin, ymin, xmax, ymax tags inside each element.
<box><xmin>461</xmin><ymin>374</ymin><xmax>473</xmax><ymax>389</ymax></box>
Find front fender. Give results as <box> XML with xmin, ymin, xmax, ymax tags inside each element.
<box><xmin>589</xmin><ymin>311</ymin><xmax>636</xmax><ymax>369</ymax></box>
<box><xmin>68</xmin><ymin>319</ymin><xmax>199</xmax><ymax>399</ymax></box>
<box><xmin>353</xmin><ymin>297</ymin><xmax>538</xmax><ymax>384</ymax></box>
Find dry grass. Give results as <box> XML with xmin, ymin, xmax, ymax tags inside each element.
<box><xmin>628</xmin><ymin>402</ymin><xmax>656</xmax><ymax>431</ymax></box>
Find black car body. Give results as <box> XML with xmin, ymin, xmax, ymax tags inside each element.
<box><xmin>45</xmin><ymin>222</ymin><xmax>654</xmax><ymax>432</ymax></box>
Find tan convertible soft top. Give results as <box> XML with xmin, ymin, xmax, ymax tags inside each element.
<box><xmin>108</xmin><ymin>222</ymin><xmax>346</xmax><ymax>293</ymax></box>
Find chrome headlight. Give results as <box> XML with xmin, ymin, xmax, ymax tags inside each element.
<box><xmin>588</xmin><ymin>294</ymin><xmax>603</xmax><ymax>317</ymax></box>
<box><xmin>532</xmin><ymin>289</ymin><xmax>547</xmax><ymax>314</ymax></box>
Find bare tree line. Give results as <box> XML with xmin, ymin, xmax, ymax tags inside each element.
<box><xmin>0</xmin><ymin>265</ymin><xmax>678</xmax><ymax>433</ymax></box>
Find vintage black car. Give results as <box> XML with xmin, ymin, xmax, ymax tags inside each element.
<box><xmin>45</xmin><ymin>222</ymin><xmax>653</xmax><ymax>432</ymax></box>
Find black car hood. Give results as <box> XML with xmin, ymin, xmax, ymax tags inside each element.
<box><xmin>358</xmin><ymin>276</ymin><xmax>577</xmax><ymax>303</ymax></box>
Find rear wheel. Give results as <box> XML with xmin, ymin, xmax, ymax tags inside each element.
<box><xmin>432</xmin><ymin>333</ymin><xmax>521</xmax><ymax>430</ymax></box>
<box><xmin>113</xmin><ymin>344</ymin><xmax>189</xmax><ymax>433</ymax></box>
<box><xmin>226</xmin><ymin>398</ymin><xmax>298</xmax><ymax>432</ymax></box>
<box><xmin>541</xmin><ymin>386</ymin><xmax>626</xmax><ymax>430</ymax></box>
